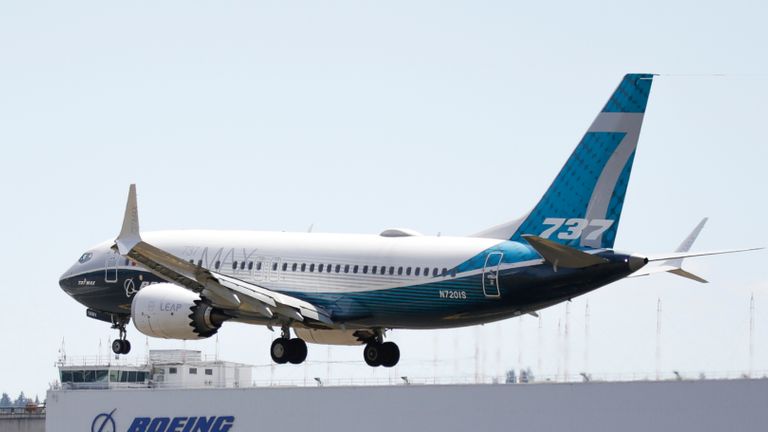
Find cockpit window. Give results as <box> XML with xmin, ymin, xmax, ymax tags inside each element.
<box><xmin>78</xmin><ymin>252</ymin><xmax>93</xmax><ymax>264</ymax></box>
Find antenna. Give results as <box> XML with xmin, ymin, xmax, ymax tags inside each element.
<box><xmin>57</xmin><ymin>337</ymin><xmax>67</xmax><ymax>366</ymax></box>
<box><xmin>495</xmin><ymin>324</ymin><xmax>502</xmax><ymax>379</ymax></box>
<box><xmin>584</xmin><ymin>301</ymin><xmax>590</xmax><ymax>373</ymax></box>
<box><xmin>656</xmin><ymin>298</ymin><xmax>662</xmax><ymax>380</ymax></box>
<box><xmin>433</xmin><ymin>330</ymin><xmax>439</xmax><ymax>374</ymax></box>
<box><xmin>556</xmin><ymin>318</ymin><xmax>561</xmax><ymax>380</ymax></box>
<box><xmin>517</xmin><ymin>316</ymin><xmax>524</xmax><ymax>372</ymax></box>
<box><xmin>453</xmin><ymin>331</ymin><xmax>459</xmax><ymax>377</ymax></box>
<box><xmin>564</xmin><ymin>302</ymin><xmax>570</xmax><ymax>382</ymax></box>
<box><xmin>215</xmin><ymin>334</ymin><xmax>220</xmax><ymax>361</ymax></box>
<box><xmin>537</xmin><ymin>314</ymin><xmax>543</xmax><ymax>374</ymax></box>
<box><xmin>474</xmin><ymin>326</ymin><xmax>481</xmax><ymax>383</ymax></box>
<box><xmin>749</xmin><ymin>293</ymin><xmax>755</xmax><ymax>377</ymax></box>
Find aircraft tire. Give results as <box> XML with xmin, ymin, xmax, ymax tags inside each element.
<box><xmin>380</xmin><ymin>342</ymin><xmax>399</xmax><ymax>367</ymax></box>
<box><xmin>111</xmin><ymin>340</ymin><xmax>124</xmax><ymax>355</ymax></box>
<box><xmin>363</xmin><ymin>343</ymin><xmax>383</xmax><ymax>367</ymax></box>
<box><xmin>288</xmin><ymin>338</ymin><xmax>308</xmax><ymax>364</ymax></box>
<box><xmin>121</xmin><ymin>340</ymin><xmax>132</xmax><ymax>355</ymax></box>
<box><xmin>270</xmin><ymin>338</ymin><xmax>290</xmax><ymax>364</ymax></box>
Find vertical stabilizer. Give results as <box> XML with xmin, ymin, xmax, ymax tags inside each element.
<box><xmin>507</xmin><ymin>74</ymin><xmax>654</xmax><ymax>249</ymax></box>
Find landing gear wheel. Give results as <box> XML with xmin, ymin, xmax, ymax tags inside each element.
<box><xmin>271</xmin><ymin>338</ymin><xmax>290</xmax><ymax>364</ymax></box>
<box><xmin>112</xmin><ymin>339</ymin><xmax>131</xmax><ymax>355</ymax></box>
<box><xmin>364</xmin><ymin>343</ymin><xmax>383</xmax><ymax>367</ymax></box>
<box><xmin>288</xmin><ymin>338</ymin><xmax>308</xmax><ymax>364</ymax></box>
<box><xmin>380</xmin><ymin>342</ymin><xmax>400</xmax><ymax>367</ymax></box>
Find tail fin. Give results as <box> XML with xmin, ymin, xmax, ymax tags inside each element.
<box><xmin>508</xmin><ymin>73</ymin><xmax>655</xmax><ymax>249</ymax></box>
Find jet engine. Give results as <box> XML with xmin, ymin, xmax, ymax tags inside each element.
<box><xmin>131</xmin><ymin>283</ymin><xmax>228</xmax><ymax>340</ymax></box>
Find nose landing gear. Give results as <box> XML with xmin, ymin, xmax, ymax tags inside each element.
<box><xmin>111</xmin><ymin>316</ymin><xmax>131</xmax><ymax>355</ymax></box>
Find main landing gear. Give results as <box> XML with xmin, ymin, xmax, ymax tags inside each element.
<box><xmin>111</xmin><ymin>316</ymin><xmax>131</xmax><ymax>355</ymax></box>
<box><xmin>363</xmin><ymin>332</ymin><xmax>400</xmax><ymax>368</ymax></box>
<box><xmin>270</xmin><ymin>326</ymin><xmax>308</xmax><ymax>365</ymax></box>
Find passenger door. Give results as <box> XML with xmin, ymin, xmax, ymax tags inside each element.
<box><xmin>105</xmin><ymin>252</ymin><xmax>119</xmax><ymax>283</ymax></box>
<box><xmin>482</xmin><ymin>252</ymin><xmax>503</xmax><ymax>298</ymax></box>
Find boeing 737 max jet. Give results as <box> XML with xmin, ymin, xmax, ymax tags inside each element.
<box><xmin>59</xmin><ymin>74</ymin><xmax>760</xmax><ymax>367</ymax></box>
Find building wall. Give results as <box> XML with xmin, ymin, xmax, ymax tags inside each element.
<box><xmin>0</xmin><ymin>416</ymin><xmax>45</xmax><ymax>432</ymax></box>
<box><xmin>46</xmin><ymin>379</ymin><xmax>768</xmax><ymax>432</ymax></box>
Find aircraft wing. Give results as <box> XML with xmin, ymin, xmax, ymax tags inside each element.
<box><xmin>113</xmin><ymin>185</ymin><xmax>333</xmax><ymax>326</ymax></box>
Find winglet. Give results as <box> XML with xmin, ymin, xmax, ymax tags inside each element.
<box><xmin>115</xmin><ymin>184</ymin><xmax>142</xmax><ymax>255</ymax></box>
<box><xmin>522</xmin><ymin>235</ymin><xmax>608</xmax><ymax>269</ymax></box>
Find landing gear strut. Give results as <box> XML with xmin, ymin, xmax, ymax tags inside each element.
<box><xmin>111</xmin><ymin>316</ymin><xmax>131</xmax><ymax>355</ymax></box>
<box><xmin>270</xmin><ymin>326</ymin><xmax>307</xmax><ymax>365</ymax></box>
<box><xmin>363</xmin><ymin>331</ymin><xmax>399</xmax><ymax>367</ymax></box>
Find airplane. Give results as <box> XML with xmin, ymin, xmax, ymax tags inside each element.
<box><xmin>59</xmin><ymin>73</ymin><xmax>761</xmax><ymax>367</ymax></box>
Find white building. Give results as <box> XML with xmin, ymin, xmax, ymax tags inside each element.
<box><xmin>57</xmin><ymin>349</ymin><xmax>252</xmax><ymax>390</ymax></box>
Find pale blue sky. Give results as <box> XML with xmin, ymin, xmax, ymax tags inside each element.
<box><xmin>1</xmin><ymin>1</ymin><xmax>766</xmax><ymax>397</ymax></box>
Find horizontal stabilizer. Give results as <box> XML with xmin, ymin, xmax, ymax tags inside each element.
<box><xmin>668</xmin><ymin>268</ymin><xmax>708</xmax><ymax>283</ymax></box>
<box><xmin>522</xmin><ymin>235</ymin><xmax>608</xmax><ymax>269</ymax></box>
<box><xmin>646</xmin><ymin>247</ymin><xmax>763</xmax><ymax>262</ymax></box>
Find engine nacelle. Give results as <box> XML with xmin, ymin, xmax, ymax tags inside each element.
<box><xmin>131</xmin><ymin>283</ymin><xmax>227</xmax><ymax>340</ymax></box>
<box><xmin>294</xmin><ymin>328</ymin><xmax>364</xmax><ymax>345</ymax></box>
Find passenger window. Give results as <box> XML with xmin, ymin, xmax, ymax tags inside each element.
<box><xmin>415</xmin><ymin>267</ymin><xmax>420</xmax><ymax>276</ymax></box>
<box><xmin>344</xmin><ymin>264</ymin><xmax>350</xmax><ymax>273</ymax></box>
<box><xmin>424</xmin><ymin>267</ymin><xmax>429</xmax><ymax>276</ymax></box>
<box><xmin>389</xmin><ymin>267</ymin><xmax>395</xmax><ymax>275</ymax></box>
<box><xmin>450</xmin><ymin>268</ymin><xmax>457</xmax><ymax>277</ymax></box>
<box><xmin>442</xmin><ymin>268</ymin><xmax>448</xmax><ymax>276</ymax></box>
<box><xmin>292</xmin><ymin>263</ymin><xmax>298</xmax><ymax>271</ymax></box>
<box><xmin>398</xmin><ymin>267</ymin><xmax>403</xmax><ymax>275</ymax></box>
<box><xmin>432</xmin><ymin>268</ymin><xmax>438</xmax><ymax>277</ymax></box>
<box><xmin>318</xmin><ymin>264</ymin><xmax>324</xmax><ymax>272</ymax></box>
<box><xmin>372</xmin><ymin>265</ymin><xmax>378</xmax><ymax>274</ymax></box>
<box><xmin>281</xmin><ymin>263</ymin><xmax>286</xmax><ymax>271</ymax></box>
<box><xmin>353</xmin><ymin>265</ymin><xmax>358</xmax><ymax>274</ymax></box>
<box><xmin>256</xmin><ymin>262</ymin><xmax>262</xmax><ymax>271</ymax></box>
<box><xmin>197</xmin><ymin>260</ymin><xmax>203</xmax><ymax>267</ymax></box>
<box><xmin>406</xmin><ymin>267</ymin><xmax>412</xmax><ymax>276</ymax></box>
<box><xmin>248</xmin><ymin>261</ymin><xmax>253</xmax><ymax>270</ymax></box>
<box><xmin>310</xmin><ymin>263</ymin><xmax>315</xmax><ymax>272</ymax></box>
<box><xmin>381</xmin><ymin>266</ymin><xmax>386</xmax><ymax>275</ymax></box>
<box><xmin>301</xmin><ymin>263</ymin><xmax>306</xmax><ymax>272</ymax></box>
<box><xmin>215</xmin><ymin>261</ymin><xmax>220</xmax><ymax>270</ymax></box>
<box><xmin>241</xmin><ymin>261</ymin><xmax>246</xmax><ymax>270</ymax></box>
<box><xmin>232</xmin><ymin>261</ymin><xmax>238</xmax><ymax>270</ymax></box>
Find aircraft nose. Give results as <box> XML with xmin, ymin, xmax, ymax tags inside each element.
<box><xmin>59</xmin><ymin>263</ymin><xmax>77</xmax><ymax>293</ymax></box>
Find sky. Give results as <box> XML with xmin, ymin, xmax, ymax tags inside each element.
<box><xmin>1</xmin><ymin>0</ymin><xmax>767</xmax><ymax>398</ymax></box>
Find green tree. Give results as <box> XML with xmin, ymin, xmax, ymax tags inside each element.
<box><xmin>13</xmin><ymin>391</ymin><xmax>27</xmax><ymax>407</ymax></box>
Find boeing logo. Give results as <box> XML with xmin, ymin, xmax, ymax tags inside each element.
<box><xmin>92</xmin><ymin>411</ymin><xmax>235</xmax><ymax>432</ymax></box>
